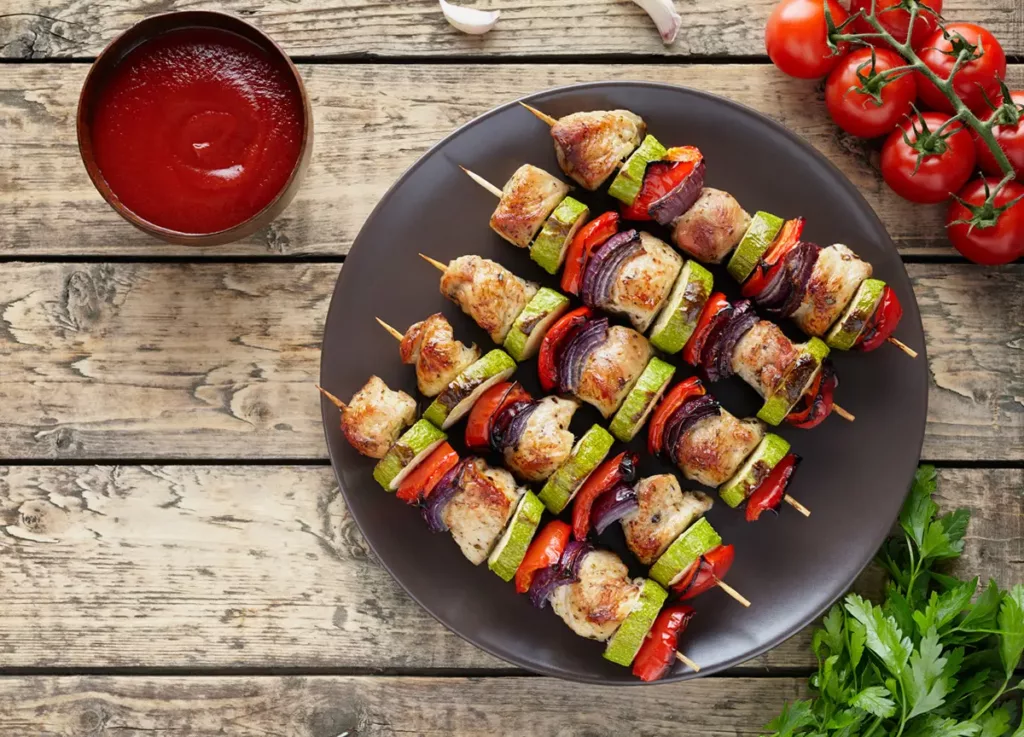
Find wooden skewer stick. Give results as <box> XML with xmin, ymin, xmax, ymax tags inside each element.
<box><xmin>375</xmin><ymin>317</ymin><xmax>404</xmax><ymax>342</ymax></box>
<box><xmin>316</xmin><ymin>385</ymin><xmax>346</xmax><ymax>411</ymax></box>
<box><xmin>715</xmin><ymin>578</ymin><xmax>752</xmax><ymax>608</ymax></box>
<box><xmin>887</xmin><ymin>336</ymin><xmax>918</xmax><ymax>359</ymax></box>
<box><xmin>784</xmin><ymin>495</ymin><xmax>812</xmax><ymax>517</ymax></box>
<box><xmin>419</xmin><ymin>253</ymin><xmax>448</xmax><ymax>274</ymax></box>
<box><xmin>676</xmin><ymin>652</ymin><xmax>701</xmax><ymax>672</ymax></box>
<box><xmin>832</xmin><ymin>404</ymin><xmax>855</xmax><ymax>422</ymax></box>
<box><xmin>459</xmin><ymin>166</ymin><xmax>504</xmax><ymax>199</ymax></box>
<box><xmin>519</xmin><ymin>101</ymin><xmax>558</xmax><ymax>127</ymax></box>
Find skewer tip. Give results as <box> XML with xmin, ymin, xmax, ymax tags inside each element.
<box><xmin>315</xmin><ymin>385</ymin><xmax>346</xmax><ymax>412</ymax></box>
<box><xmin>715</xmin><ymin>578</ymin><xmax>752</xmax><ymax>608</ymax></box>
<box><xmin>459</xmin><ymin>166</ymin><xmax>505</xmax><ymax>199</ymax></box>
<box><xmin>832</xmin><ymin>404</ymin><xmax>856</xmax><ymax>423</ymax></box>
<box><xmin>518</xmin><ymin>101</ymin><xmax>558</xmax><ymax>127</ymax></box>
<box><xmin>676</xmin><ymin>652</ymin><xmax>701</xmax><ymax>672</ymax></box>
<box><xmin>418</xmin><ymin>253</ymin><xmax>449</xmax><ymax>273</ymax></box>
<box><xmin>375</xmin><ymin>317</ymin><xmax>405</xmax><ymax>342</ymax></box>
<box><xmin>783</xmin><ymin>495</ymin><xmax>812</xmax><ymax>518</ymax></box>
<box><xmin>887</xmin><ymin>336</ymin><xmax>919</xmax><ymax>359</ymax></box>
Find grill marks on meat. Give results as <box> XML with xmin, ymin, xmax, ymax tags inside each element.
<box><xmin>671</xmin><ymin>188</ymin><xmax>751</xmax><ymax>264</ymax></box>
<box><xmin>340</xmin><ymin>376</ymin><xmax>417</xmax><ymax>459</ymax></box>
<box><xmin>503</xmin><ymin>397</ymin><xmax>579</xmax><ymax>482</ymax></box>
<box><xmin>622</xmin><ymin>475</ymin><xmax>714</xmax><ymax>566</ymax></box>
<box><xmin>550</xmin><ymin>550</ymin><xmax>642</xmax><ymax>641</ymax></box>
<box><xmin>577</xmin><ymin>325</ymin><xmax>653</xmax><ymax>418</ymax></box>
<box><xmin>442</xmin><ymin>457</ymin><xmax>525</xmax><ymax>565</ymax></box>
<box><xmin>792</xmin><ymin>244</ymin><xmax>873</xmax><ymax>337</ymax></box>
<box><xmin>731</xmin><ymin>320</ymin><xmax>800</xmax><ymax>399</ymax></box>
<box><xmin>440</xmin><ymin>255</ymin><xmax>539</xmax><ymax>343</ymax></box>
<box><xmin>490</xmin><ymin>164</ymin><xmax>569</xmax><ymax>248</ymax></box>
<box><xmin>400</xmin><ymin>313</ymin><xmax>480</xmax><ymax>397</ymax></box>
<box><xmin>551</xmin><ymin>110</ymin><xmax>646</xmax><ymax>191</ymax></box>
<box><xmin>607</xmin><ymin>232</ymin><xmax>684</xmax><ymax>333</ymax></box>
<box><xmin>674</xmin><ymin>411</ymin><xmax>765</xmax><ymax>487</ymax></box>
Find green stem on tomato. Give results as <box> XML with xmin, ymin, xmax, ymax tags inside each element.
<box><xmin>831</xmin><ymin>2</ymin><xmax>1017</xmax><ymax>181</ymax></box>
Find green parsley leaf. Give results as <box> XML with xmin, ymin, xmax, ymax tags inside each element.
<box><xmin>900</xmin><ymin>465</ymin><xmax>937</xmax><ymax>547</ymax></box>
<box><xmin>846</xmin><ymin>593</ymin><xmax>912</xmax><ymax>677</ymax></box>
<box><xmin>821</xmin><ymin>604</ymin><xmax>845</xmax><ymax>657</ymax></box>
<box><xmin>764</xmin><ymin>699</ymin><xmax>816</xmax><ymax>737</ymax></box>
<box><xmin>905</xmin><ymin>715</ymin><xmax>982</xmax><ymax>737</ymax></box>
<box><xmin>903</xmin><ymin>627</ymin><xmax>952</xmax><ymax>720</ymax></box>
<box><xmin>914</xmin><ymin>579</ymin><xmax>978</xmax><ymax>635</ymax></box>
<box><xmin>961</xmin><ymin>580</ymin><xmax>1004</xmax><ymax>634</ymax></box>
<box><xmin>848</xmin><ymin>619</ymin><xmax>866</xmax><ymax>671</ymax></box>
<box><xmin>885</xmin><ymin>584</ymin><xmax>916</xmax><ymax>640</ymax></box>
<box><xmin>998</xmin><ymin>584</ymin><xmax>1024</xmax><ymax>678</ymax></box>
<box><xmin>849</xmin><ymin>685</ymin><xmax>897</xmax><ymax>718</ymax></box>
<box><xmin>978</xmin><ymin>705</ymin><xmax>1014</xmax><ymax>737</ymax></box>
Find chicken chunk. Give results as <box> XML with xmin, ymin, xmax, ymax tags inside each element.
<box><xmin>503</xmin><ymin>397</ymin><xmax>579</xmax><ymax>483</ymax></box>
<box><xmin>551</xmin><ymin>110</ymin><xmax>647</xmax><ymax>191</ymax></box>
<box><xmin>792</xmin><ymin>244</ymin><xmax>873</xmax><ymax>336</ymax></box>
<box><xmin>399</xmin><ymin>313</ymin><xmax>480</xmax><ymax>397</ymax></box>
<box><xmin>605</xmin><ymin>231</ymin><xmax>684</xmax><ymax>333</ymax></box>
<box><xmin>490</xmin><ymin>164</ymin><xmax>569</xmax><ymax>248</ymax></box>
<box><xmin>674</xmin><ymin>410</ymin><xmax>765</xmax><ymax>487</ymax></box>
<box><xmin>550</xmin><ymin>550</ymin><xmax>642</xmax><ymax>641</ymax></box>
<box><xmin>577</xmin><ymin>325</ymin><xmax>653</xmax><ymax>418</ymax></box>
<box><xmin>671</xmin><ymin>188</ymin><xmax>752</xmax><ymax>264</ymax></box>
<box><xmin>732</xmin><ymin>320</ymin><xmax>800</xmax><ymax>398</ymax></box>
<box><xmin>440</xmin><ymin>255</ymin><xmax>539</xmax><ymax>343</ymax></box>
<box><xmin>443</xmin><ymin>457</ymin><xmax>525</xmax><ymax>565</ymax></box>
<box><xmin>622</xmin><ymin>476</ymin><xmax>714</xmax><ymax>566</ymax></box>
<box><xmin>339</xmin><ymin>376</ymin><xmax>416</xmax><ymax>459</ymax></box>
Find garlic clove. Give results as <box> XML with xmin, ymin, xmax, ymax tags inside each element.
<box><xmin>439</xmin><ymin>0</ymin><xmax>501</xmax><ymax>35</ymax></box>
<box><xmin>630</xmin><ymin>0</ymin><xmax>682</xmax><ymax>44</ymax></box>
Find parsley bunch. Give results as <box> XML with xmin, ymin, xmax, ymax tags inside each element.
<box><xmin>765</xmin><ymin>466</ymin><xmax>1024</xmax><ymax>737</ymax></box>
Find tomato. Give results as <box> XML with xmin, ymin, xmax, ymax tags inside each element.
<box><xmin>881</xmin><ymin>112</ymin><xmax>976</xmax><ymax>204</ymax></box>
<box><xmin>825</xmin><ymin>48</ymin><xmax>917</xmax><ymax>139</ymax></box>
<box><xmin>765</xmin><ymin>0</ymin><xmax>850</xmax><ymax>80</ymax></box>
<box><xmin>946</xmin><ymin>178</ymin><xmax>1024</xmax><ymax>265</ymax></box>
<box><xmin>571</xmin><ymin>452</ymin><xmax>638</xmax><ymax>541</ymax></box>
<box><xmin>849</xmin><ymin>0</ymin><xmax>942</xmax><ymax>50</ymax></box>
<box><xmin>561</xmin><ymin>212</ymin><xmax>619</xmax><ymax>296</ymax></box>
<box><xmin>648</xmin><ymin>377</ymin><xmax>705</xmax><ymax>456</ymax></box>
<box><xmin>917</xmin><ymin>24</ymin><xmax>1006</xmax><ymax>115</ymax></box>
<box><xmin>975</xmin><ymin>91</ymin><xmax>1024</xmax><ymax>180</ymax></box>
<box><xmin>514</xmin><ymin>520</ymin><xmax>571</xmax><ymax>594</ymax></box>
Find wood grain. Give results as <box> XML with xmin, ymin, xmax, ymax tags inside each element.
<box><xmin>0</xmin><ymin>675</ymin><xmax>808</xmax><ymax>736</ymax></box>
<box><xmin>0</xmin><ymin>465</ymin><xmax>1018</xmax><ymax>671</ymax></box>
<box><xmin>1</xmin><ymin>262</ymin><xmax>1021</xmax><ymax>461</ymax></box>
<box><xmin>1</xmin><ymin>0</ymin><xmax>1021</xmax><ymax>59</ymax></box>
<box><xmin>2</xmin><ymin>64</ymin><xmax>1021</xmax><ymax>258</ymax></box>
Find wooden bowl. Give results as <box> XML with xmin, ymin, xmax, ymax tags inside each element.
<box><xmin>76</xmin><ymin>11</ymin><xmax>313</xmax><ymax>246</ymax></box>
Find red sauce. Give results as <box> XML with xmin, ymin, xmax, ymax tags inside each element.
<box><xmin>91</xmin><ymin>28</ymin><xmax>304</xmax><ymax>234</ymax></box>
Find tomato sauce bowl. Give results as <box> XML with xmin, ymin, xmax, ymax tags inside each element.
<box><xmin>77</xmin><ymin>11</ymin><xmax>313</xmax><ymax>246</ymax></box>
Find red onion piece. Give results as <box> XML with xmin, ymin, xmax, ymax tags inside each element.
<box><xmin>665</xmin><ymin>396</ymin><xmax>721</xmax><ymax>466</ymax></box>
<box><xmin>702</xmin><ymin>300</ymin><xmax>759</xmax><ymax>383</ymax></box>
<box><xmin>490</xmin><ymin>400</ymin><xmax>538</xmax><ymax>453</ymax></box>
<box><xmin>422</xmin><ymin>460</ymin><xmax>467</xmax><ymax>532</ymax></box>
<box><xmin>581</xmin><ymin>230</ymin><xmax>643</xmax><ymax>310</ymax></box>
<box><xmin>756</xmin><ymin>242</ymin><xmax>820</xmax><ymax>318</ymax></box>
<box><xmin>590</xmin><ymin>483</ymin><xmax>640</xmax><ymax>535</ymax></box>
<box><xmin>650</xmin><ymin>158</ymin><xmax>706</xmax><ymax>226</ymax></box>
<box><xmin>558</xmin><ymin>317</ymin><xmax>609</xmax><ymax>395</ymax></box>
<box><xmin>528</xmin><ymin>564</ymin><xmax>576</xmax><ymax>609</ymax></box>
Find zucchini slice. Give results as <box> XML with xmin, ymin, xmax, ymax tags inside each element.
<box><xmin>726</xmin><ymin>211</ymin><xmax>784</xmax><ymax>284</ymax></box>
<box><xmin>422</xmin><ymin>350</ymin><xmax>517</xmax><ymax>430</ymax></box>
<box><xmin>608</xmin><ymin>135</ymin><xmax>667</xmax><ymax>205</ymax></box>
<box><xmin>530</xmin><ymin>197</ymin><xmax>591</xmax><ymax>275</ymax></box>
<box><xmin>609</xmin><ymin>357</ymin><xmax>676</xmax><ymax>442</ymax></box>
<box><xmin>487</xmin><ymin>491</ymin><xmax>545</xmax><ymax>581</ymax></box>
<box><xmin>603</xmin><ymin>579</ymin><xmax>669</xmax><ymax>667</ymax></box>
<box><xmin>503</xmin><ymin>287</ymin><xmax>571</xmax><ymax>362</ymax></box>
<box><xmin>649</xmin><ymin>517</ymin><xmax>722</xmax><ymax>586</ymax></box>
<box><xmin>826</xmin><ymin>278</ymin><xmax>886</xmax><ymax>351</ymax></box>
<box><xmin>719</xmin><ymin>433</ymin><xmax>790</xmax><ymax>508</ymax></box>
<box><xmin>649</xmin><ymin>260</ymin><xmax>714</xmax><ymax>354</ymax></box>
<box><xmin>538</xmin><ymin>424</ymin><xmax>615</xmax><ymax>513</ymax></box>
<box><xmin>757</xmin><ymin>338</ymin><xmax>830</xmax><ymax>426</ymax></box>
<box><xmin>372</xmin><ymin>420</ymin><xmax>448</xmax><ymax>491</ymax></box>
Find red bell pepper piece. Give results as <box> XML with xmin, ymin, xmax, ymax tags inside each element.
<box><xmin>741</xmin><ymin>218</ymin><xmax>805</xmax><ymax>298</ymax></box>
<box><xmin>745</xmin><ymin>453</ymin><xmax>800</xmax><ymax>522</ymax></box>
<box><xmin>647</xmin><ymin>377</ymin><xmax>706</xmax><ymax>456</ymax></box>
<box><xmin>681</xmin><ymin>292</ymin><xmax>730</xmax><ymax>367</ymax></box>
<box><xmin>857</xmin><ymin>286</ymin><xmax>903</xmax><ymax>353</ymax></box>
<box><xmin>620</xmin><ymin>147</ymin><xmax>703</xmax><ymax>221</ymax></box>
<box><xmin>464</xmin><ymin>382</ymin><xmax>532</xmax><ymax>451</ymax></box>
<box><xmin>671</xmin><ymin>544</ymin><xmax>736</xmax><ymax>600</ymax></box>
<box><xmin>537</xmin><ymin>306</ymin><xmax>593</xmax><ymax>393</ymax></box>
<box><xmin>395</xmin><ymin>442</ymin><xmax>460</xmax><ymax>504</ymax></box>
<box><xmin>786</xmin><ymin>364</ymin><xmax>837</xmax><ymax>430</ymax></box>
<box><xmin>561</xmin><ymin>212</ymin><xmax>619</xmax><ymax>296</ymax></box>
<box><xmin>514</xmin><ymin>520</ymin><xmax>572</xmax><ymax>594</ymax></box>
<box><xmin>571</xmin><ymin>451</ymin><xmax>639</xmax><ymax>540</ymax></box>
<box><xmin>631</xmin><ymin>604</ymin><xmax>696</xmax><ymax>682</ymax></box>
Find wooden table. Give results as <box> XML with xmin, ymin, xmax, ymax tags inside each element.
<box><xmin>1</xmin><ymin>2</ymin><xmax>1022</xmax><ymax>734</ymax></box>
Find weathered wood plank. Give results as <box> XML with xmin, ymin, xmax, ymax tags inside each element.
<box><xmin>1</xmin><ymin>0</ymin><xmax>1021</xmax><ymax>59</ymax></box>
<box><xmin>1</xmin><ymin>262</ymin><xmax>1021</xmax><ymax>461</ymax></box>
<box><xmin>2</xmin><ymin>64</ymin><xmax>1021</xmax><ymax>258</ymax></box>
<box><xmin>0</xmin><ymin>465</ymin><xmax>1018</xmax><ymax>670</ymax></box>
<box><xmin>0</xmin><ymin>675</ymin><xmax>807</xmax><ymax>736</ymax></box>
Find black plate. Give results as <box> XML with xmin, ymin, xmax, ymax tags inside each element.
<box><xmin>320</xmin><ymin>82</ymin><xmax>928</xmax><ymax>684</ymax></box>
